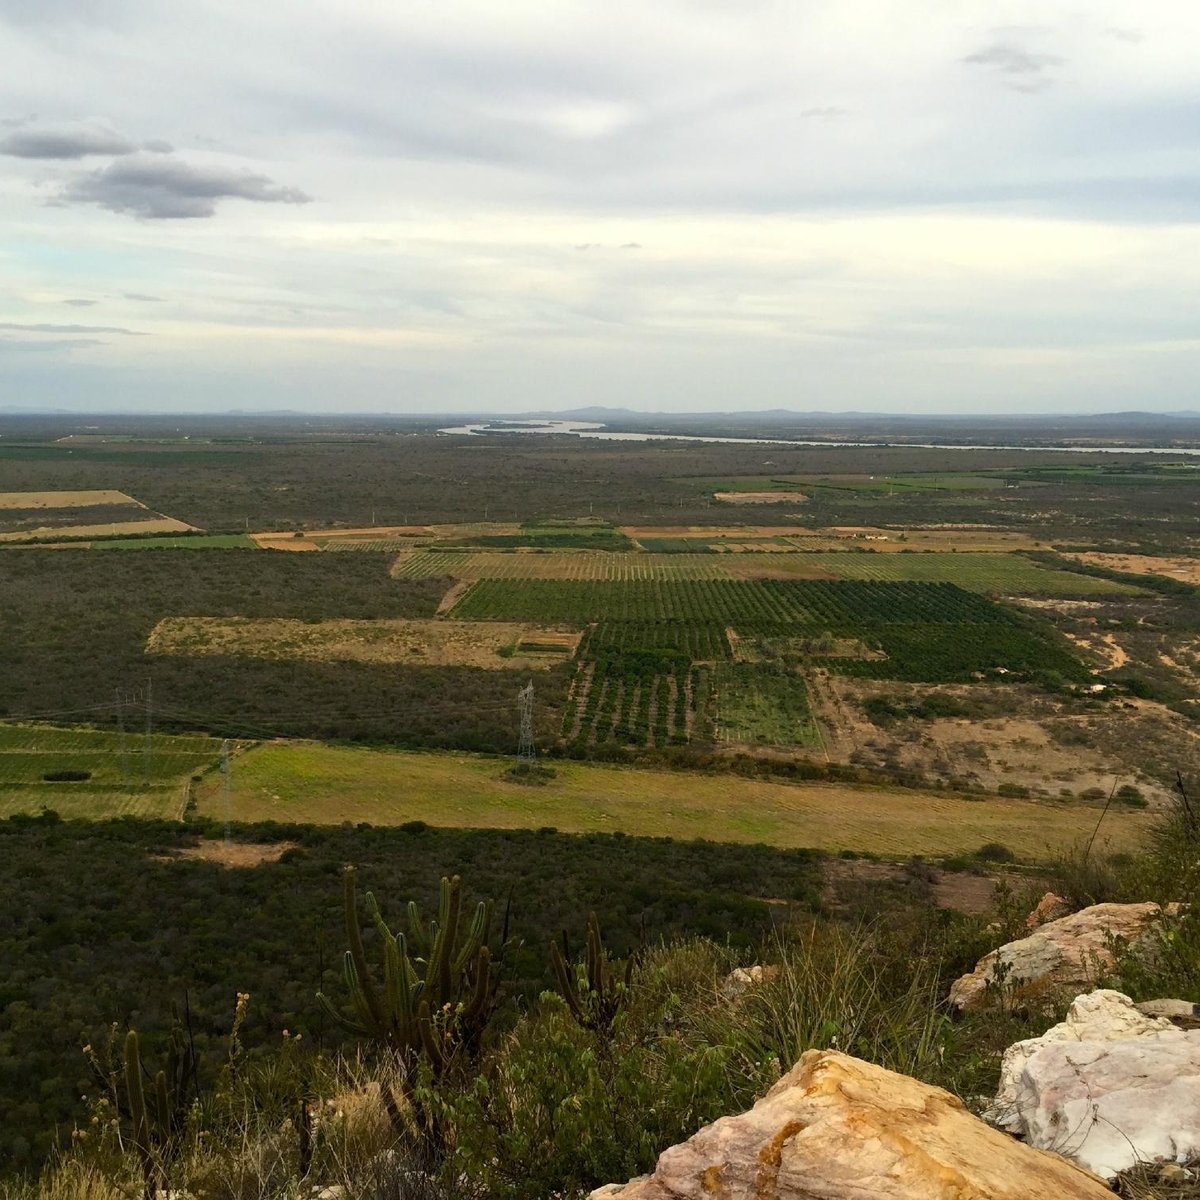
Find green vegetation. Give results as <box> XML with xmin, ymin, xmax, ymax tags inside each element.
<box><xmin>713</xmin><ymin>662</ymin><xmax>820</xmax><ymax>747</ymax></box>
<box><xmin>87</xmin><ymin>533</ymin><xmax>256</xmax><ymax>550</ymax></box>
<box><xmin>0</xmin><ymin>723</ymin><xmax>227</xmax><ymax>818</ymax></box>
<box><xmin>0</xmin><ymin>812</ymin><xmax>822</xmax><ymax>1170</ymax></box>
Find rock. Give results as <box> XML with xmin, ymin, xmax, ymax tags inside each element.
<box><xmin>589</xmin><ymin>1050</ymin><xmax>1110</xmax><ymax>1199</ymax></box>
<box><xmin>1137</xmin><ymin>997</ymin><xmax>1200</xmax><ymax>1027</ymax></box>
<box><xmin>719</xmin><ymin>964</ymin><xmax>779</xmax><ymax>1001</ymax></box>
<box><xmin>1025</xmin><ymin>892</ymin><xmax>1071</xmax><ymax>930</ymax></box>
<box><xmin>990</xmin><ymin>989</ymin><xmax>1200</xmax><ymax>1179</ymax></box>
<box><xmin>949</xmin><ymin>901</ymin><xmax>1174</xmax><ymax>1010</ymax></box>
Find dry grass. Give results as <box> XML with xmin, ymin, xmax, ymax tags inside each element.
<box><xmin>0</xmin><ymin>517</ymin><xmax>195</xmax><ymax>542</ymax></box>
<box><xmin>0</xmin><ymin>489</ymin><xmax>138</xmax><ymax>509</ymax></box>
<box><xmin>1068</xmin><ymin>551</ymin><xmax>1200</xmax><ymax>586</ymax></box>
<box><xmin>714</xmin><ymin>490</ymin><xmax>808</xmax><ymax>504</ymax></box>
<box><xmin>157</xmin><ymin>839</ymin><xmax>298</xmax><ymax>868</ymax></box>
<box><xmin>145</xmin><ymin>615</ymin><xmax>581</xmax><ymax>669</ymax></box>
<box><xmin>192</xmin><ymin>741</ymin><xmax>1151</xmax><ymax>860</ymax></box>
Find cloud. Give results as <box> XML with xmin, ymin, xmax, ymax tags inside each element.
<box><xmin>963</xmin><ymin>38</ymin><xmax>1065</xmax><ymax>91</ymax></box>
<box><xmin>64</xmin><ymin>154</ymin><xmax>313</xmax><ymax>218</ymax></box>
<box><xmin>0</xmin><ymin>336</ymin><xmax>104</xmax><ymax>353</ymax></box>
<box><xmin>142</xmin><ymin>138</ymin><xmax>174</xmax><ymax>153</ymax></box>
<box><xmin>0</xmin><ymin>122</ymin><xmax>135</xmax><ymax>158</ymax></box>
<box><xmin>800</xmin><ymin>107</ymin><xmax>847</xmax><ymax>120</ymax></box>
<box><xmin>123</xmin><ymin>292</ymin><xmax>162</xmax><ymax>302</ymax></box>
<box><xmin>62</xmin><ymin>298</ymin><xmax>97</xmax><ymax>306</ymax></box>
<box><xmin>0</xmin><ymin>321</ymin><xmax>145</xmax><ymax>335</ymax></box>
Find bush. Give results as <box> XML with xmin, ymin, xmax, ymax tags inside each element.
<box><xmin>976</xmin><ymin>842</ymin><xmax>1016</xmax><ymax>863</ymax></box>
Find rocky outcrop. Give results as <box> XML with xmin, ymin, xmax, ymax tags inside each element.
<box><xmin>949</xmin><ymin>901</ymin><xmax>1173</xmax><ymax>1010</ymax></box>
<box><xmin>1137</xmin><ymin>997</ymin><xmax>1200</xmax><ymax>1027</ymax></box>
<box><xmin>1025</xmin><ymin>892</ymin><xmax>1070</xmax><ymax>930</ymax></box>
<box><xmin>590</xmin><ymin>1050</ymin><xmax>1111</xmax><ymax>1199</ymax></box>
<box><xmin>719</xmin><ymin>964</ymin><xmax>779</xmax><ymax>1002</ymax></box>
<box><xmin>990</xmin><ymin>989</ymin><xmax>1200</xmax><ymax>1179</ymax></box>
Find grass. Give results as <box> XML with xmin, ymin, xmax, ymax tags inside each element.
<box><xmin>193</xmin><ymin>740</ymin><xmax>1150</xmax><ymax>859</ymax></box>
<box><xmin>393</xmin><ymin>549</ymin><xmax>1140</xmax><ymax>595</ymax></box>
<box><xmin>0</xmin><ymin>722</ymin><xmax>228</xmax><ymax>819</ymax></box>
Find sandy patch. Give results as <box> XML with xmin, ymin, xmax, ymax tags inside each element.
<box><xmin>159</xmin><ymin>840</ymin><xmax>298</xmax><ymax>868</ymax></box>
<box><xmin>0</xmin><ymin>517</ymin><xmax>196</xmax><ymax>542</ymax></box>
<box><xmin>714</xmin><ymin>490</ymin><xmax>808</xmax><ymax>504</ymax></box>
<box><xmin>436</xmin><ymin>579</ymin><xmax>474</xmax><ymax>614</ymax></box>
<box><xmin>1065</xmin><ymin>631</ymin><xmax>1130</xmax><ymax>670</ymax></box>
<box><xmin>1067</xmin><ymin>552</ymin><xmax>1200</xmax><ymax>586</ymax></box>
<box><xmin>146</xmin><ymin>616</ymin><xmax>582</xmax><ymax>669</ymax></box>
<box><xmin>0</xmin><ymin>490</ymin><xmax>139</xmax><ymax>509</ymax></box>
<box><xmin>250</xmin><ymin>531</ymin><xmax>320</xmax><ymax>550</ymax></box>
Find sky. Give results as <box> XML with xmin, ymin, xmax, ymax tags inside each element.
<box><xmin>1</xmin><ymin>1</ymin><xmax>1198</xmax><ymax>415</ymax></box>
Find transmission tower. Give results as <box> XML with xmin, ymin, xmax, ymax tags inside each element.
<box><xmin>142</xmin><ymin>677</ymin><xmax>154</xmax><ymax>788</ymax></box>
<box><xmin>221</xmin><ymin>739</ymin><xmax>232</xmax><ymax>843</ymax></box>
<box><xmin>516</xmin><ymin>680</ymin><xmax>536</xmax><ymax>770</ymax></box>
<box><xmin>115</xmin><ymin>688</ymin><xmax>131</xmax><ymax>793</ymax></box>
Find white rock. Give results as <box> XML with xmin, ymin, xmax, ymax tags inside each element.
<box><xmin>590</xmin><ymin>1050</ymin><xmax>1111</xmax><ymax>1199</ymax></box>
<box><xmin>991</xmin><ymin>989</ymin><xmax>1200</xmax><ymax>1179</ymax></box>
<box><xmin>949</xmin><ymin>901</ymin><xmax>1174</xmax><ymax>1010</ymax></box>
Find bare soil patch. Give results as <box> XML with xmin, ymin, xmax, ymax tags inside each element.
<box><xmin>0</xmin><ymin>490</ymin><xmax>138</xmax><ymax>509</ymax></box>
<box><xmin>146</xmin><ymin>616</ymin><xmax>582</xmax><ymax>670</ymax></box>
<box><xmin>436</xmin><ymin>579</ymin><xmax>474</xmax><ymax>614</ymax></box>
<box><xmin>714</xmin><ymin>490</ymin><xmax>808</xmax><ymax>504</ymax></box>
<box><xmin>250</xmin><ymin>532</ymin><xmax>320</xmax><ymax>550</ymax></box>
<box><xmin>1068</xmin><ymin>551</ymin><xmax>1200</xmax><ymax>586</ymax></box>
<box><xmin>159</xmin><ymin>840</ymin><xmax>298</xmax><ymax>868</ymax></box>
<box><xmin>0</xmin><ymin>517</ymin><xmax>196</xmax><ymax>542</ymax></box>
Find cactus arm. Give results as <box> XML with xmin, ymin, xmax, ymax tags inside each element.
<box><xmin>341</xmin><ymin>951</ymin><xmax>381</xmax><ymax>1035</ymax></box>
<box><xmin>417</xmin><ymin>999</ymin><xmax>446</xmax><ymax>1074</ymax></box>
<box><xmin>451</xmin><ymin>901</ymin><xmax>487</xmax><ymax>974</ymax></box>
<box><xmin>342</xmin><ymin>867</ymin><xmax>387</xmax><ymax>1031</ymax></box>
<box><xmin>406</xmin><ymin>899</ymin><xmax>427</xmax><ymax>953</ymax></box>
<box><xmin>316</xmin><ymin>991</ymin><xmax>373</xmax><ymax>1037</ymax></box>
<box><xmin>463</xmin><ymin>946</ymin><xmax>492</xmax><ymax>1023</ymax></box>
<box><xmin>153</xmin><ymin>1071</ymin><xmax>170</xmax><ymax>1136</ymax></box>
<box><xmin>550</xmin><ymin>938</ymin><xmax>587</xmax><ymax>1023</ymax></box>
<box><xmin>124</xmin><ymin>1031</ymin><xmax>148</xmax><ymax>1142</ymax></box>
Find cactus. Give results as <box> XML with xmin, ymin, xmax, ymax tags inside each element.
<box><xmin>549</xmin><ymin>912</ymin><xmax>633</xmax><ymax>1032</ymax></box>
<box><xmin>318</xmin><ymin>867</ymin><xmax>499</xmax><ymax>1087</ymax></box>
<box><xmin>119</xmin><ymin>1021</ymin><xmax>197</xmax><ymax>1199</ymax></box>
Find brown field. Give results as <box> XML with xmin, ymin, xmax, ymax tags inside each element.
<box><xmin>157</xmin><ymin>840</ymin><xmax>299</xmax><ymax>868</ymax></box>
<box><xmin>250</xmin><ymin>531</ymin><xmax>320</xmax><ymax>550</ymax></box>
<box><xmin>810</xmin><ymin>673</ymin><xmax>1182</xmax><ymax>807</ymax></box>
<box><xmin>0</xmin><ymin>517</ymin><xmax>196</xmax><ymax>543</ymax></box>
<box><xmin>825</xmin><ymin>526</ymin><xmax>1041</xmax><ymax>552</ymax></box>
<box><xmin>714</xmin><ymin>490</ymin><xmax>808</xmax><ymax>504</ymax></box>
<box><xmin>145</xmin><ymin>616</ymin><xmax>582</xmax><ymax>669</ymax></box>
<box><xmin>1067</xmin><ymin>551</ymin><xmax>1200</xmax><ymax>586</ymax></box>
<box><xmin>622</xmin><ymin>524</ymin><xmax>818</xmax><ymax>539</ymax></box>
<box><xmin>0</xmin><ymin>489</ymin><xmax>139</xmax><ymax>509</ymax></box>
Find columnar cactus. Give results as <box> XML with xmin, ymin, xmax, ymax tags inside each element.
<box><xmin>318</xmin><ymin>868</ymin><xmax>498</xmax><ymax>1080</ymax></box>
<box><xmin>121</xmin><ymin>1024</ymin><xmax>196</xmax><ymax>1199</ymax></box>
<box><xmin>549</xmin><ymin>912</ymin><xmax>633</xmax><ymax>1032</ymax></box>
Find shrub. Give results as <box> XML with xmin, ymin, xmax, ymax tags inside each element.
<box><xmin>976</xmin><ymin>842</ymin><xmax>1016</xmax><ymax>863</ymax></box>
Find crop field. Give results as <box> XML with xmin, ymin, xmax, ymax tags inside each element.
<box><xmin>392</xmin><ymin>547</ymin><xmax>1138</xmax><ymax>594</ymax></box>
<box><xmin>713</xmin><ymin>663</ymin><xmax>820</xmax><ymax>747</ymax></box>
<box><xmin>453</xmin><ymin>578</ymin><xmax>1048</xmax><ymax>624</ymax></box>
<box><xmin>146</xmin><ymin>616</ymin><xmax>581</xmax><ymax>670</ymax></box>
<box><xmin>0</xmin><ymin>489</ymin><xmax>198</xmax><ymax>543</ymax></box>
<box><xmin>0</xmin><ymin>490</ymin><xmax>138</xmax><ymax>509</ymax></box>
<box><xmin>0</xmin><ymin>723</ymin><xmax>227</xmax><ymax>819</ymax></box>
<box><xmin>88</xmin><ymin>533</ymin><xmax>256</xmax><ymax>550</ymax></box>
<box><xmin>192</xmin><ymin>740</ymin><xmax>1150</xmax><ymax>859</ymax></box>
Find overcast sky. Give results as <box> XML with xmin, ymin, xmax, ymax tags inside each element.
<box><xmin>1</xmin><ymin>1</ymin><xmax>1198</xmax><ymax>415</ymax></box>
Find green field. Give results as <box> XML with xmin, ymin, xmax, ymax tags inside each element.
<box><xmin>394</xmin><ymin>548</ymin><xmax>1141</xmax><ymax>595</ymax></box>
<box><xmin>193</xmin><ymin>740</ymin><xmax>1148</xmax><ymax>860</ymax></box>
<box><xmin>713</xmin><ymin>663</ymin><xmax>820</xmax><ymax>747</ymax></box>
<box><xmin>0</xmin><ymin>723</ymin><xmax>229</xmax><ymax>818</ymax></box>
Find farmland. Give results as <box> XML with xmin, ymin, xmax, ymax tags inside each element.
<box><xmin>191</xmin><ymin>739</ymin><xmax>1150</xmax><ymax>859</ymax></box>
<box><xmin>146</xmin><ymin>616</ymin><xmax>581</xmax><ymax>669</ymax></box>
<box><xmin>0</xmin><ymin>722</ymin><xmax>227</xmax><ymax>819</ymax></box>
<box><xmin>0</xmin><ymin>488</ymin><xmax>197</xmax><ymax>542</ymax></box>
<box><xmin>393</xmin><ymin>548</ymin><xmax>1140</xmax><ymax>594</ymax></box>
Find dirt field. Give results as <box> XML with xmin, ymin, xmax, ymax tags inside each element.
<box><xmin>1067</xmin><ymin>552</ymin><xmax>1200</xmax><ymax>586</ymax></box>
<box><xmin>0</xmin><ymin>517</ymin><xmax>196</xmax><ymax>543</ymax></box>
<box><xmin>250</xmin><ymin>531</ymin><xmax>320</xmax><ymax>550</ymax></box>
<box><xmin>714</xmin><ymin>490</ymin><xmax>808</xmax><ymax>504</ymax></box>
<box><xmin>157</xmin><ymin>840</ymin><xmax>298</xmax><ymax>868</ymax></box>
<box><xmin>145</xmin><ymin>616</ymin><xmax>582</xmax><ymax>669</ymax></box>
<box><xmin>0</xmin><ymin>489</ymin><xmax>139</xmax><ymax>509</ymax></box>
<box><xmin>192</xmin><ymin>741</ymin><xmax>1150</xmax><ymax>860</ymax></box>
<box><xmin>810</xmin><ymin>673</ymin><xmax>1180</xmax><ymax>806</ymax></box>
